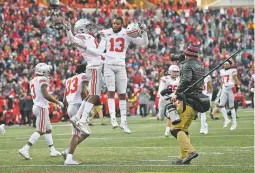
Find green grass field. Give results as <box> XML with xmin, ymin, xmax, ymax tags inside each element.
<box><xmin>0</xmin><ymin>109</ymin><xmax>254</xmax><ymax>173</ymax></box>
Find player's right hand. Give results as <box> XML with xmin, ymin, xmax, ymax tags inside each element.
<box><xmin>57</xmin><ymin>101</ymin><xmax>64</xmax><ymax>108</ymax></box>
<box><xmin>251</xmin><ymin>88</ymin><xmax>254</xmax><ymax>93</ymax></box>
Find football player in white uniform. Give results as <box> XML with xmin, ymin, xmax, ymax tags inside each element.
<box><xmin>198</xmin><ymin>75</ymin><xmax>213</xmax><ymax>134</ymax></box>
<box><xmin>62</xmin><ymin>64</ymin><xmax>90</xmax><ymax>165</ymax></box>
<box><xmin>0</xmin><ymin>124</ymin><xmax>5</xmax><ymax>135</ymax></box>
<box><xmin>81</xmin><ymin>17</ymin><xmax>148</xmax><ymax>133</ymax></box>
<box><xmin>63</xmin><ymin>19</ymin><xmax>104</xmax><ymax>134</ymax></box>
<box><xmin>219</xmin><ymin>60</ymin><xmax>240</xmax><ymax>130</ymax></box>
<box><xmin>158</xmin><ymin>65</ymin><xmax>180</xmax><ymax>137</ymax></box>
<box><xmin>249</xmin><ymin>74</ymin><xmax>255</xmax><ymax>107</ymax></box>
<box><xmin>19</xmin><ymin>63</ymin><xmax>64</xmax><ymax>160</ymax></box>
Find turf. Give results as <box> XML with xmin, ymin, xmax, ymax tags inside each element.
<box><xmin>0</xmin><ymin>109</ymin><xmax>254</xmax><ymax>173</ymax></box>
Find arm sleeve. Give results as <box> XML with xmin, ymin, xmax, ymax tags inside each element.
<box><xmin>176</xmin><ymin>64</ymin><xmax>193</xmax><ymax>93</ymax></box>
<box><xmin>128</xmin><ymin>32</ymin><xmax>149</xmax><ymax>46</ymax></box>
<box><xmin>86</xmin><ymin>38</ymin><xmax>107</xmax><ymax>56</ymax></box>
<box><xmin>67</xmin><ymin>30</ymin><xmax>86</xmax><ymax>46</ymax></box>
<box><xmin>157</xmin><ymin>79</ymin><xmax>166</xmax><ymax>98</ymax></box>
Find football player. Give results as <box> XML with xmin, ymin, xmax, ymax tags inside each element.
<box><xmin>219</xmin><ymin>60</ymin><xmax>240</xmax><ymax>130</ymax></box>
<box><xmin>63</xmin><ymin>18</ymin><xmax>104</xmax><ymax>134</ymax></box>
<box><xmin>198</xmin><ymin>75</ymin><xmax>213</xmax><ymax>134</ymax></box>
<box><xmin>249</xmin><ymin>73</ymin><xmax>255</xmax><ymax>107</ymax></box>
<box><xmin>62</xmin><ymin>64</ymin><xmax>90</xmax><ymax>165</ymax></box>
<box><xmin>157</xmin><ymin>65</ymin><xmax>180</xmax><ymax>137</ymax></box>
<box><xmin>73</xmin><ymin>17</ymin><xmax>148</xmax><ymax>134</ymax></box>
<box><xmin>19</xmin><ymin>63</ymin><xmax>64</xmax><ymax>160</ymax></box>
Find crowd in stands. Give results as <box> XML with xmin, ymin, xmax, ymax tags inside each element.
<box><xmin>0</xmin><ymin>0</ymin><xmax>254</xmax><ymax>125</ymax></box>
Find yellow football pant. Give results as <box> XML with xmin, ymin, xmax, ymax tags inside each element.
<box><xmin>172</xmin><ymin>103</ymin><xmax>197</xmax><ymax>160</ymax></box>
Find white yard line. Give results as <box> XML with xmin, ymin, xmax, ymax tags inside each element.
<box><xmin>0</xmin><ymin>134</ymin><xmax>253</xmax><ymax>142</ymax></box>
<box><xmin>0</xmin><ymin>164</ymin><xmax>246</xmax><ymax>168</ymax></box>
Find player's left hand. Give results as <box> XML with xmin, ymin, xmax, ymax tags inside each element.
<box><xmin>251</xmin><ymin>88</ymin><xmax>254</xmax><ymax>93</ymax></box>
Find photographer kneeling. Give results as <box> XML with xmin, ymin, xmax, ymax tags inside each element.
<box><xmin>168</xmin><ymin>45</ymin><xmax>205</xmax><ymax>165</ymax></box>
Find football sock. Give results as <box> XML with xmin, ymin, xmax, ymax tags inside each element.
<box><xmin>80</xmin><ymin>102</ymin><xmax>94</xmax><ymax>123</ymax></box>
<box><xmin>220</xmin><ymin>107</ymin><xmax>229</xmax><ymax>121</ymax></box>
<box><xmin>200</xmin><ymin>112</ymin><xmax>206</xmax><ymax>129</ymax></box>
<box><xmin>108</xmin><ymin>98</ymin><xmax>116</xmax><ymax>120</ymax></box>
<box><xmin>231</xmin><ymin>109</ymin><xmax>237</xmax><ymax>124</ymax></box>
<box><xmin>74</xmin><ymin>100</ymin><xmax>86</xmax><ymax>120</ymax></box>
<box><xmin>27</xmin><ymin>132</ymin><xmax>41</xmax><ymax>149</ymax></box>
<box><xmin>165</xmin><ymin>126</ymin><xmax>170</xmax><ymax>132</ymax></box>
<box><xmin>44</xmin><ymin>133</ymin><xmax>53</xmax><ymax>146</ymax></box>
<box><xmin>119</xmin><ymin>100</ymin><xmax>127</xmax><ymax>124</ymax></box>
<box><xmin>66</xmin><ymin>153</ymin><xmax>73</xmax><ymax>161</ymax></box>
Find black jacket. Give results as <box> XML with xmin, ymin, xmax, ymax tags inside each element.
<box><xmin>176</xmin><ymin>59</ymin><xmax>204</xmax><ymax>95</ymax></box>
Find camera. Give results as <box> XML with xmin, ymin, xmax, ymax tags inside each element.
<box><xmin>171</xmin><ymin>53</ymin><xmax>185</xmax><ymax>62</ymax></box>
<box><xmin>165</xmin><ymin>103</ymin><xmax>181</xmax><ymax>125</ymax></box>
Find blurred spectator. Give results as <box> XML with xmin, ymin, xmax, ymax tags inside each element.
<box><xmin>138</xmin><ymin>88</ymin><xmax>151</xmax><ymax>117</ymax></box>
<box><xmin>0</xmin><ymin>1</ymin><xmax>253</xmax><ymax>125</ymax></box>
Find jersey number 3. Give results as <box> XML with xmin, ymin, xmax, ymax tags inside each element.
<box><xmin>66</xmin><ymin>77</ymin><xmax>78</xmax><ymax>96</ymax></box>
<box><xmin>109</xmin><ymin>38</ymin><xmax>125</xmax><ymax>52</ymax></box>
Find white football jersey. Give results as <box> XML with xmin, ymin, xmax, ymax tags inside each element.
<box><xmin>202</xmin><ymin>75</ymin><xmax>212</xmax><ymax>95</ymax></box>
<box><xmin>220</xmin><ymin>68</ymin><xmax>237</xmax><ymax>88</ymax></box>
<box><xmin>99</xmin><ymin>28</ymin><xmax>148</xmax><ymax>65</ymax></box>
<box><xmin>30</xmin><ymin>76</ymin><xmax>49</xmax><ymax>108</ymax></box>
<box><xmin>67</xmin><ymin>31</ymin><xmax>103</xmax><ymax>69</ymax></box>
<box><xmin>158</xmin><ymin>75</ymin><xmax>180</xmax><ymax>99</ymax></box>
<box><xmin>65</xmin><ymin>73</ymin><xmax>89</xmax><ymax>105</ymax></box>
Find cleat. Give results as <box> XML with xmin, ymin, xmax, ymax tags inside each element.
<box><xmin>61</xmin><ymin>149</ymin><xmax>68</xmax><ymax>160</ymax></box>
<box><xmin>88</xmin><ymin>123</ymin><xmax>93</xmax><ymax>126</ymax></box>
<box><xmin>19</xmin><ymin>148</ymin><xmax>31</xmax><ymax>160</ymax></box>
<box><xmin>223</xmin><ymin>119</ymin><xmax>231</xmax><ymax>128</ymax></box>
<box><xmin>76</xmin><ymin>121</ymin><xmax>91</xmax><ymax>135</ymax></box>
<box><xmin>64</xmin><ymin>159</ymin><xmax>81</xmax><ymax>165</ymax></box>
<box><xmin>0</xmin><ymin>124</ymin><xmax>5</xmax><ymax>135</ymax></box>
<box><xmin>172</xmin><ymin>158</ymin><xmax>190</xmax><ymax>165</ymax></box>
<box><xmin>50</xmin><ymin>150</ymin><xmax>62</xmax><ymax>157</ymax></box>
<box><xmin>230</xmin><ymin>123</ymin><xmax>237</xmax><ymax>131</ymax></box>
<box><xmin>182</xmin><ymin>152</ymin><xmax>198</xmax><ymax>164</ymax></box>
<box><xmin>120</xmin><ymin>123</ymin><xmax>131</xmax><ymax>134</ymax></box>
<box><xmin>203</xmin><ymin>123</ymin><xmax>208</xmax><ymax>134</ymax></box>
<box><xmin>111</xmin><ymin>118</ymin><xmax>119</xmax><ymax>129</ymax></box>
<box><xmin>164</xmin><ymin>130</ymin><xmax>170</xmax><ymax>137</ymax></box>
<box><xmin>101</xmin><ymin>122</ymin><xmax>107</xmax><ymax>125</ymax></box>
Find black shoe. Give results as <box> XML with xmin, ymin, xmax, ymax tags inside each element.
<box><xmin>181</xmin><ymin>152</ymin><xmax>198</xmax><ymax>164</ymax></box>
<box><xmin>214</xmin><ymin>117</ymin><xmax>220</xmax><ymax>120</ymax></box>
<box><xmin>210</xmin><ymin>113</ymin><xmax>214</xmax><ymax>120</ymax></box>
<box><xmin>172</xmin><ymin>158</ymin><xmax>190</xmax><ymax>165</ymax></box>
<box><xmin>101</xmin><ymin>123</ymin><xmax>106</xmax><ymax>125</ymax></box>
<box><xmin>88</xmin><ymin>123</ymin><xmax>93</xmax><ymax>126</ymax></box>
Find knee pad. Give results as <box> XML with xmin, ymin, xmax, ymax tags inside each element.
<box><xmin>170</xmin><ymin>129</ymin><xmax>181</xmax><ymax>139</ymax></box>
